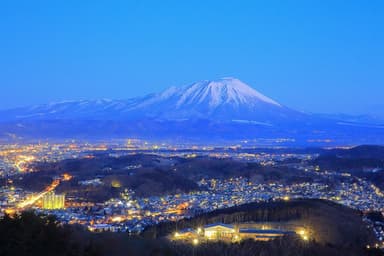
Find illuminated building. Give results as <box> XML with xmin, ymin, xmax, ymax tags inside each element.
<box><xmin>42</xmin><ymin>192</ymin><xmax>65</xmax><ymax>210</ymax></box>
<box><xmin>171</xmin><ymin>223</ymin><xmax>305</xmax><ymax>244</ymax></box>
<box><xmin>202</xmin><ymin>223</ymin><xmax>294</xmax><ymax>241</ymax></box>
<box><xmin>239</xmin><ymin>229</ymin><xmax>291</xmax><ymax>241</ymax></box>
<box><xmin>88</xmin><ymin>224</ymin><xmax>119</xmax><ymax>232</ymax></box>
<box><xmin>173</xmin><ymin>228</ymin><xmax>198</xmax><ymax>240</ymax></box>
<box><xmin>203</xmin><ymin>223</ymin><xmax>236</xmax><ymax>240</ymax></box>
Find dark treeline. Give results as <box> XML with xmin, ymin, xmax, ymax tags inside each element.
<box><xmin>0</xmin><ymin>211</ymin><xmax>173</xmax><ymax>256</ymax></box>
<box><xmin>0</xmin><ymin>205</ymin><xmax>381</xmax><ymax>256</ymax></box>
<box><xmin>0</xmin><ymin>211</ymin><xmax>100</xmax><ymax>256</ymax></box>
<box><xmin>170</xmin><ymin>237</ymin><xmax>383</xmax><ymax>256</ymax></box>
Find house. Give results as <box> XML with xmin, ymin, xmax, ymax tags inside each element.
<box><xmin>203</xmin><ymin>223</ymin><xmax>236</xmax><ymax>240</ymax></box>
<box><xmin>88</xmin><ymin>224</ymin><xmax>119</xmax><ymax>232</ymax></box>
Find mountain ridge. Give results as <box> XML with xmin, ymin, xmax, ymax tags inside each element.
<box><xmin>0</xmin><ymin>77</ymin><xmax>383</xmax><ymax>144</ymax></box>
<box><xmin>0</xmin><ymin>78</ymin><xmax>303</xmax><ymax>123</ymax></box>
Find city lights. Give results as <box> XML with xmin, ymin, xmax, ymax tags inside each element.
<box><xmin>0</xmin><ymin>142</ymin><xmax>383</xmax><ymax>244</ymax></box>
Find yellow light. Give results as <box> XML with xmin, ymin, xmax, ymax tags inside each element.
<box><xmin>111</xmin><ymin>180</ymin><xmax>121</xmax><ymax>188</ymax></box>
<box><xmin>297</xmin><ymin>229</ymin><xmax>309</xmax><ymax>241</ymax></box>
<box><xmin>4</xmin><ymin>208</ymin><xmax>16</xmax><ymax>215</ymax></box>
<box><xmin>62</xmin><ymin>173</ymin><xmax>72</xmax><ymax>181</ymax></box>
<box><xmin>111</xmin><ymin>216</ymin><xmax>123</xmax><ymax>222</ymax></box>
<box><xmin>193</xmin><ymin>238</ymin><xmax>199</xmax><ymax>245</ymax></box>
<box><xmin>174</xmin><ymin>232</ymin><xmax>180</xmax><ymax>238</ymax></box>
<box><xmin>197</xmin><ymin>227</ymin><xmax>202</xmax><ymax>234</ymax></box>
<box><xmin>283</xmin><ymin>196</ymin><xmax>290</xmax><ymax>201</ymax></box>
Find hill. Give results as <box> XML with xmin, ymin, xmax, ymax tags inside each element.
<box><xmin>144</xmin><ymin>199</ymin><xmax>373</xmax><ymax>244</ymax></box>
<box><xmin>1</xmin><ymin>200</ymin><xmax>381</xmax><ymax>256</ymax></box>
<box><xmin>12</xmin><ymin>154</ymin><xmax>317</xmax><ymax>201</ymax></box>
<box><xmin>16</xmin><ymin>154</ymin><xmax>199</xmax><ymax>200</ymax></box>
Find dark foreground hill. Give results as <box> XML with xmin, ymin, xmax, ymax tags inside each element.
<box><xmin>1</xmin><ymin>199</ymin><xmax>381</xmax><ymax>256</ymax></box>
<box><xmin>144</xmin><ymin>199</ymin><xmax>375</xmax><ymax>252</ymax></box>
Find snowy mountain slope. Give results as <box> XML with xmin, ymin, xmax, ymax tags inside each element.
<box><xmin>0</xmin><ymin>98</ymin><xmax>139</xmax><ymax>120</ymax></box>
<box><xmin>0</xmin><ymin>78</ymin><xmax>306</xmax><ymax>123</ymax></box>
<box><xmin>128</xmin><ymin>77</ymin><xmax>298</xmax><ymax>122</ymax></box>
<box><xmin>0</xmin><ymin>77</ymin><xmax>383</xmax><ymax>144</ymax></box>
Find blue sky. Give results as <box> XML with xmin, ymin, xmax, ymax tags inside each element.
<box><xmin>1</xmin><ymin>0</ymin><xmax>383</xmax><ymax>116</ymax></box>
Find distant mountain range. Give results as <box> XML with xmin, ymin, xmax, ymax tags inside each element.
<box><xmin>0</xmin><ymin>78</ymin><xmax>383</xmax><ymax>145</ymax></box>
<box><xmin>0</xmin><ymin>78</ymin><xmax>302</xmax><ymax>123</ymax></box>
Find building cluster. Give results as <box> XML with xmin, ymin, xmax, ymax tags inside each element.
<box><xmin>1</xmin><ymin>168</ymin><xmax>384</xmax><ymax>235</ymax></box>
<box><xmin>6</xmin><ymin>172</ymin><xmax>379</xmax><ymax>236</ymax></box>
<box><xmin>42</xmin><ymin>192</ymin><xmax>65</xmax><ymax>210</ymax></box>
<box><xmin>0</xmin><ymin>142</ymin><xmax>383</xmax><ymax>249</ymax></box>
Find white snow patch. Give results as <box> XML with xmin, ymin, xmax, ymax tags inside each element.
<box><xmin>337</xmin><ymin>122</ymin><xmax>384</xmax><ymax>129</ymax></box>
<box><xmin>232</xmin><ymin>119</ymin><xmax>273</xmax><ymax>126</ymax></box>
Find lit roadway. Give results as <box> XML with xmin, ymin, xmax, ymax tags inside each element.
<box><xmin>16</xmin><ymin>179</ymin><xmax>60</xmax><ymax>209</ymax></box>
<box><xmin>16</xmin><ymin>174</ymin><xmax>72</xmax><ymax>210</ymax></box>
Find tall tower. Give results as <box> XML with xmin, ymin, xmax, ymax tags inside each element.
<box><xmin>42</xmin><ymin>192</ymin><xmax>65</xmax><ymax>210</ymax></box>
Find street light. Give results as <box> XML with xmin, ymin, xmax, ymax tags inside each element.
<box><xmin>298</xmin><ymin>229</ymin><xmax>309</xmax><ymax>241</ymax></box>
<box><xmin>192</xmin><ymin>238</ymin><xmax>199</xmax><ymax>256</ymax></box>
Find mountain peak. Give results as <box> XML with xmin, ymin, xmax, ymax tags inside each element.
<box><xmin>176</xmin><ymin>77</ymin><xmax>281</xmax><ymax>108</ymax></box>
<box><xmin>0</xmin><ymin>77</ymin><xmax>288</xmax><ymax>123</ymax></box>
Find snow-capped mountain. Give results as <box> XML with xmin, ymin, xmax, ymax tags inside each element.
<box><xmin>128</xmin><ymin>77</ymin><xmax>307</xmax><ymax>122</ymax></box>
<box><xmin>1</xmin><ymin>77</ymin><xmax>383</xmax><ymax>144</ymax></box>
<box><xmin>0</xmin><ymin>77</ymin><xmax>305</xmax><ymax>124</ymax></box>
<box><xmin>144</xmin><ymin>77</ymin><xmax>281</xmax><ymax>108</ymax></box>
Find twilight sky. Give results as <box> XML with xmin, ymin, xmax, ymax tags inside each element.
<box><xmin>0</xmin><ymin>1</ymin><xmax>383</xmax><ymax>117</ymax></box>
